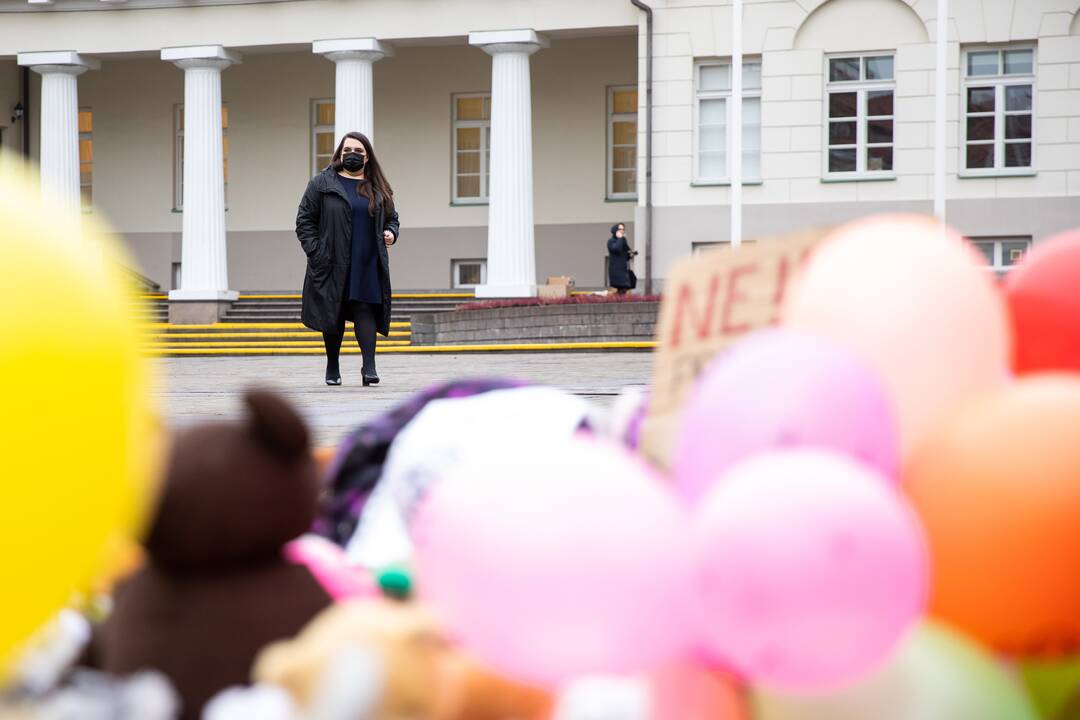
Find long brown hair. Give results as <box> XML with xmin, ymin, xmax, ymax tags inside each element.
<box><xmin>331</xmin><ymin>132</ymin><xmax>395</xmax><ymax>216</ymax></box>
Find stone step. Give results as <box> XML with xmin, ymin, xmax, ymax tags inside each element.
<box><xmin>143</xmin><ymin>321</ymin><xmax>411</xmax><ymax>333</ymax></box>
<box><xmin>148</xmin><ymin>330</ymin><xmax>412</xmax><ymax>343</ymax></box>
<box><xmin>221</xmin><ymin>313</ymin><xmax>415</xmax><ymax>322</ymax></box>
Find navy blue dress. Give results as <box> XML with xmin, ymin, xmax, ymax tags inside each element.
<box><xmin>336</xmin><ymin>175</ymin><xmax>383</xmax><ymax>305</ymax></box>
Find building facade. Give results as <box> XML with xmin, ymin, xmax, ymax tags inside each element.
<box><xmin>1</xmin><ymin>0</ymin><xmax>1079</xmax><ymax>303</ymax></box>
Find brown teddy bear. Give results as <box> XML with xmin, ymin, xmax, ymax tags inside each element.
<box><xmin>254</xmin><ymin>599</ymin><xmax>554</xmax><ymax>720</ymax></box>
<box><xmin>89</xmin><ymin>389</ymin><xmax>334</xmax><ymax>720</ymax></box>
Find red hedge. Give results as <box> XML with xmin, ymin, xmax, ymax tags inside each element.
<box><xmin>458</xmin><ymin>294</ymin><xmax>662</xmax><ymax>311</ymax></box>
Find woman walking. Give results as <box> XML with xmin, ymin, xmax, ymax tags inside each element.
<box><xmin>607</xmin><ymin>222</ymin><xmax>637</xmax><ymax>295</ymax></box>
<box><xmin>296</xmin><ymin>132</ymin><xmax>399</xmax><ymax>386</ymax></box>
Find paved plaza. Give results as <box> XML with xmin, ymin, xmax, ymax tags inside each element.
<box><xmin>156</xmin><ymin>352</ymin><xmax>654</xmax><ymax>446</ymax></box>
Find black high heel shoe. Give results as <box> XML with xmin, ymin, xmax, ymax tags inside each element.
<box><xmin>326</xmin><ymin>367</ymin><xmax>342</xmax><ymax>386</ymax></box>
<box><xmin>362</xmin><ymin>372</ymin><xmax>380</xmax><ymax>387</ymax></box>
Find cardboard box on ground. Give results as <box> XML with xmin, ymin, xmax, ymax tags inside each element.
<box><xmin>539</xmin><ymin>276</ymin><xmax>576</xmax><ymax>299</ymax></box>
<box><xmin>641</xmin><ymin>228</ymin><xmax>832</xmax><ymax>469</ymax></box>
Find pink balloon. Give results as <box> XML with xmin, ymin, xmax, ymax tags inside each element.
<box><xmin>651</xmin><ymin>662</ymin><xmax>747</xmax><ymax>720</ymax></box>
<box><xmin>674</xmin><ymin>329</ymin><xmax>898</xmax><ymax>503</ymax></box>
<box><xmin>782</xmin><ymin>214</ymin><xmax>1011</xmax><ymax>461</ymax></box>
<box><xmin>694</xmin><ymin>450</ymin><xmax>927</xmax><ymax>692</ymax></box>
<box><xmin>414</xmin><ymin>435</ymin><xmax>695</xmax><ymax>687</ymax></box>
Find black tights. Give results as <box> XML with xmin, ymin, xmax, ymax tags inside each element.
<box><xmin>323</xmin><ymin>301</ymin><xmax>378</xmax><ymax>378</ymax></box>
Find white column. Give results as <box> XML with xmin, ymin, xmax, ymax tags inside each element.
<box><xmin>470</xmin><ymin>30</ymin><xmax>548</xmax><ymax>298</ymax></box>
<box><xmin>162</xmin><ymin>45</ymin><xmax>240</xmax><ymax>311</ymax></box>
<box><xmin>731</xmin><ymin>0</ymin><xmax>743</xmax><ymax>249</ymax></box>
<box><xmin>314</xmin><ymin>38</ymin><xmax>392</xmax><ymax>143</ymax></box>
<box><xmin>934</xmin><ymin>0</ymin><xmax>949</xmax><ymax>223</ymax></box>
<box><xmin>17</xmin><ymin>52</ymin><xmax>99</xmax><ymax>220</ymax></box>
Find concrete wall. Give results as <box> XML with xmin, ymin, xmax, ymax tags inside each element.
<box><xmin>635</xmin><ymin>0</ymin><xmax>1080</xmax><ymax>282</ymax></box>
<box><xmin>411</xmin><ymin>301</ymin><xmax>659</xmax><ymax>345</ymax></box>
<box><xmin>64</xmin><ymin>37</ymin><xmax>634</xmax><ymax>289</ymax></box>
<box><xmin>640</xmin><ymin>196</ymin><xmax>1080</xmax><ymax>283</ymax></box>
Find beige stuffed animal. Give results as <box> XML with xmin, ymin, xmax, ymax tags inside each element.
<box><xmin>254</xmin><ymin>599</ymin><xmax>552</xmax><ymax>720</ymax></box>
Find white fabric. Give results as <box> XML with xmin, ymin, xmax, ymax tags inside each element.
<box><xmin>553</xmin><ymin>676</ymin><xmax>652</xmax><ymax>720</ymax></box>
<box><xmin>344</xmin><ymin>386</ymin><xmax>591</xmax><ymax>568</ymax></box>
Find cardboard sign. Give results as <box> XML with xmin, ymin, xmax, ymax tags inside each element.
<box><xmin>641</xmin><ymin>228</ymin><xmax>831</xmax><ymax>468</ymax></box>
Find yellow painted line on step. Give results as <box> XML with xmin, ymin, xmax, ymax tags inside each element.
<box><xmin>145</xmin><ymin>341</ymin><xmax>655</xmax><ymax>356</ymax></box>
<box><xmin>146</xmin><ymin>341</ymin><xmax>412</xmax><ymax>349</ymax></box>
<box><xmin>391</xmin><ymin>293</ymin><xmax>475</xmax><ymax>299</ymax></box>
<box><xmin>147</xmin><ymin>347</ymin><xmax>379</xmax><ymax>356</ymax></box>
<box><xmin>369</xmin><ymin>341</ymin><xmax>656</xmax><ymax>352</ymax></box>
<box><xmin>142</xmin><ymin>321</ymin><xmax>411</xmax><ymax>330</ymax></box>
<box><xmin>146</xmin><ymin>331</ymin><xmax>411</xmax><ymax>340</ymax></box>
<box><xmin>236</xmin><ymin>293</ymin><xmax>475</xmax><ymax>300</ymax></box>
<box><xmin>235</xmin><ymin>294</ymin><xmax>302</xmax><ymax>299</ymax></box>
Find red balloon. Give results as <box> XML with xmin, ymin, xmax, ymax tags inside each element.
<box><xmin>1006</xmin><ymin>230</ymin><xmax>1080</xmax><ymax>374</ymax></box>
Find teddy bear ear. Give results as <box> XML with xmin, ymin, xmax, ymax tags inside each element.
<box><xmin>244</xmin><ymin>389</ymin><xmax>310</xmax><ymax>460</ymax></box>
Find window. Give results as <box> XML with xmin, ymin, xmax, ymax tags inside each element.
<box><xmin>825</xmin><ymin>54</ymin><xmax>895</xmax><ymax>177</ymax></box>
<box><xmin>452</xmin><ymin>94</ymin><xmax>491</xmax><ymax>203</ymax></box>
<box><xmin>312</xmin><ymin>100</ymin><xmax>335</xmax><ymax>175</ymax></box>
<box><xmin>694</xmin><ymin>60</ymin><xmax>762</xmax><ymax>183</ymax></box>
<box><xmin>174</xmin><ymin>104</ymin><xmax>228</xmax><ymax>210</ymax></box>
<box><xmin>608</xmin><ymin>86</ymin><xmax>638</xmax><ymax>199</ymax></box>
<box><xmin>962</xmin><ymin>47</ymin><xmax>1035</xmax><ymax>174</ymax></box>
<box><xmin>969</xmin><ymin>236</ymin><xmax>1031</xmax><ymax>273</ymax></box>
<box><xmin>452</xmin><ymin>259</ymin><xmax>486</xmax><ymax>288</ymax></box>
<box><xmin>692</xmin><ymin>242</ymin><xmax>723</xmax><ymax>254</ymax></box>
<box><xmin>79</xmin><ymin>108</ymin><xmax>92</xmax><ymax>210</ymax></box>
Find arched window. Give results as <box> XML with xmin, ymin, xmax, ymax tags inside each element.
<box><xmin>794</xmin><ymin>0</ymin><xmax>928</xmax><ymax>52</ymax></box>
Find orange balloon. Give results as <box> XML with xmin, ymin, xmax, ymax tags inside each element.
<box><xmin>905</xmin><ymin>375</ymin><xmax>1080</xmax><ymax>657</ymax></box>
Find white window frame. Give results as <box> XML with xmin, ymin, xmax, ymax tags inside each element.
<box><xmin>79</xmin><ymin>107</ymin><xmax>92</xmax><ymax>212</ymax></box>
<box><xmin>311</xmin><ymin>98</ymin><xmax>335</xmax><ymax>176</ymax></box>
<box><xmin>969</xmin><ymin>236</ymin><xmax>1032</xmax><ymax>274</ymax></box>
<box><xmin>693</xmin><ymin>58</ymin><xmax>762</xmax><ymax>185</ymax></box>
<box><xmin>451</xmin><ymin>93</ymin><xmax>491</xmax><ymax>205</ymax></box>
<box><xmin>607</xmin><ymin>85</ymin><xmax>638</xmax><ymax>200</ymax></box>
<box><xmin>451</xmin><ymin>259</ymin><xmax>487</xmax><ymax>289</ymax></box>
<box><xmin>174</xmin><ymin>103</ymin><xmax>228</xmax><ymax>211</ymax></box>
<box><xmin>822</xmin><ymin>53</ymin><xmax>897</xmax><ymax>181</ymax></box>
<box><xmin>960</xmin><ymin>45</ymin><xmax>1037</xmax><ymax>178</ymax></box>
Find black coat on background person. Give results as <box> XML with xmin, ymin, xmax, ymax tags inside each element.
<box><xmin>296</xmin><ymin>167</ymin><xmax>400</xmax><ymax>336</ymax></box>
<box><xmin>607</xmin><ymin>225</ymin><xmax>633</xmax><ymax>290</ymax></box>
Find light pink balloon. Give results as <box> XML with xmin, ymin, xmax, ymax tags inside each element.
<box><xmin>413</xmin><ymin>435</ymin><xmax>695</xmax><ymax>687</ymax></box>
<box><xmin>694</xmin><ymin>450</ymin><xmax>927</xmax><ymax>692</ymax></box>
<box><xmin>782</xmin><ymin>214</ymin><xmax>1011</xmax><ymax>461</ymax></box>
<box><xmin>674</xmin><ymin>329</ymin><xmax>899</xmax><ymax>504</ymax></box>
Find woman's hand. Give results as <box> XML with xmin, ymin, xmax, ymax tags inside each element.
<box><xmin>383</xmin><ymin>230</ymin><xmax>395</xmax><ymax>247</ymax></box>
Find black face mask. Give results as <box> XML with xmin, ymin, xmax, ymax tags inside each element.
<box><xmin>342</xmin><ymin>153</ymin><xmax>366</xmax><ymax>172</ymax></box>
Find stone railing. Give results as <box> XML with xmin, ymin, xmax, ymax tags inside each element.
<box><xmin>411</xmin><ymin>301</ymin><xmax>659</xmax><ymax>346</ymax></box>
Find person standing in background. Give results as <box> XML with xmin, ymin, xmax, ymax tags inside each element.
<box><xmin>295</xmin><ymin>132</ymin><xmax>399</xmax><ymax>387</ymax></box>
<box><xmin>606</xmin><ymin>223</ymin><xmax>637</xmax><ymax>295</ymax></box>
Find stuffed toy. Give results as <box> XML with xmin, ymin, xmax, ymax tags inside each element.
<box><xmin>88</xmin><ymin>390</ymin><xmax>335</xmax><ymax>720</ymax></box>
<box><xmin>253</xmin><ymin>599</ymin><xmax>553</xmax><ymax>720</ymax></box>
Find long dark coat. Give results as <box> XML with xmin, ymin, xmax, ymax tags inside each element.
<box><xmin>607</xmin><ymin>229</ymin><xmax>633</xmax><ymax>289</ymax></box>
<box><xmin>296</xmin><ymin>168</ymin><xmax>400</xmax><ymax>336</ymax></box>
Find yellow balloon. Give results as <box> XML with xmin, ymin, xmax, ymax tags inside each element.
<box><xmin>0</xmin><ymin>155</ymin><xmax>158</xmax><ymax>678</ymax></box>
